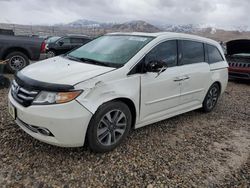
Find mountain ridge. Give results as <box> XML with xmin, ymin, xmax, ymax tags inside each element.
<box><xmin>65</xmin><ymin>19</ymin><xmax>250</xmax><ymax>33</ymax></box>
<box><xmin>1</xmin><ymin>19</ymin><xmax>250</xmax><ymax>41</ymax></box>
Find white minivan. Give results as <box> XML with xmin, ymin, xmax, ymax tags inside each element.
<box><xmin>8</xmin><ymin>32</ymin><xmax>228</xmax><ymax>152</ymax></box>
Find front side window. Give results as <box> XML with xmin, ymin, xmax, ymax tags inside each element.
<box><xmin>207</xmin><ymin>44</ymin><xmax>224</xmax><ymax>63</ymax></box>
<box><xmin>180</xmin><ymin>40</ymin><xmax>205</xmax><ymax>65</ymax></box>
<box><xmin>58</xmin><ymin>38</ymin><xmax>70</xmax><ymax>45</ymax></box>
<box><xmin>145</xmin><ymin>40</ymin><xmax>177</xmax><ymax>67</ymax></box>
<box><xmin>47</xmin><ymin>36</ymin><xmax>60</xmax><ymax>43</ymax></box>
<box><xmin>68</xmin><ymin>35</ymin><xmax>153</xmax><ymax>68</ymax></box>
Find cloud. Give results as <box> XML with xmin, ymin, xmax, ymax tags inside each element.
<box><xmin>0</xmin><ymin>0</ymin><xmax>249</xmax><ymax>27</ymax></box>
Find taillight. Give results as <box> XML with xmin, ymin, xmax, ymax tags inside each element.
<box><xmin>40</xmin><ymin>41</ymin><xmax>46</xmax><ymax>53</ymax></box>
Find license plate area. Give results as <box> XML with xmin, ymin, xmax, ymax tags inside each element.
<box><xmin>8</xmin><ymin>101</ymin><xmax>16</xmax><ymax>120</ymax></box>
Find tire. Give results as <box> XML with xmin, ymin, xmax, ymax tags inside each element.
<box><xmin>5</xmin><ymin>52</ymin><xmax>29</xmax><ymax>73</ymax></box>
<box><xmin>87</xmin><ymin>101</ymin><xmax>132</xmax><ymax>153</ymax></box>
<box><xmin>202</xmin><ymin>83</ymin><xmax>220</xmax><ymax>113</ymax></box>
<box><xmin>46</xmin><ymin>50</ymin><xmax>56</xmax><ymax>58</ymax></box>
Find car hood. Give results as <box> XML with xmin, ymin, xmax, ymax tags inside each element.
<box><xmin>226</xmin><ymin>39</ymin><xmax>250</xmax><ymax>55</ymax></box>
<box><xmin>20</xmin><ymin>56</ymin><xmax>115</xmax><ymax>85</ymax></box>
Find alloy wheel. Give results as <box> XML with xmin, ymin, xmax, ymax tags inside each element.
<box><xmin>97</xmin><ymin>110</ymin><xmax>127</xmax><ymax>146</ymax></box>
<box><xmin>206</xmin><ymin>86</ymin><xmax>219</xmax><ymax>110</ymax></box>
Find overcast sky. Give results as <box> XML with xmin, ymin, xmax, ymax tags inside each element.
<box><xmin>0</xmin><ymin>0</ymin><xmax>249</xmax><ymax>27</ymax></box>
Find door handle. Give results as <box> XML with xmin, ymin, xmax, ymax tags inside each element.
<box><xmin>174</xmin><ymin>77</ymin><xmax>183</xmax><ymax>82</ymax></box>
<box><xmin>182</xmin><ymin>75</ymin><xmax>190</xmax><ymax>80</ymax></box>
<box><xmin>174</xmin><ymin>76</ymin><xmax>190</xmax><ymax>82</ymax></box>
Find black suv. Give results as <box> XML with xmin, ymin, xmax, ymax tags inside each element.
<box><xmin>45</xmin><ymin>35</ymin><xmax>92</xmax><ymax>57</ymax></box>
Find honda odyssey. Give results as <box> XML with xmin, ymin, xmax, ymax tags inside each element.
<box><xmin>8</xmin><ymin>32</ymin><xmax>228</xmax><ymax>152</ymax></box>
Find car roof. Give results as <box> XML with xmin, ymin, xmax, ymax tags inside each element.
<box><xmin>108</xmin><ymin>32</ymin><xmax>219</xmax><ymax>46</ymax></box>
<box><xmin>65</xmin><ymin>34</ymin><xmax>91</xmax><ymax>38</ymax></box>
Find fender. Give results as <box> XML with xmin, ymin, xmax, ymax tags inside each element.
<box><xmin>75</xmin><ymin>75</ymin><xmax>141</xmax><ymax>123</ymax></box>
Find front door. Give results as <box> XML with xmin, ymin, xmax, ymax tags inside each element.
<box><xmin>140</xmin><ymin>40</ymin><xmax>182</xmax><ymax>122</ymax></box>
<box><xmin>56</xmin><ymin>38</ymin><xmax>72</xmax><ymax>54</ymax></box>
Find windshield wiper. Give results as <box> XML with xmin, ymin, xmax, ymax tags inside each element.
<box><xmin>79</xmin><ymin>58</ymin><xmax>110</xmax><ymax>67</ymax></box>
<box><xmin>65</xmin><ymin>55</ymin><xmax>115</xmax><ymax>68</ymax></box>
<box><xmin>65</xmin><ymin>54</ymin><xmax>82</xmax><ymax>62</ymax></box>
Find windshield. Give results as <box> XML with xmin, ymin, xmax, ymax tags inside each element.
<box><xmin>68</xmin><ymin>35</ymin><xmax>153</xmax><ymax>68</ymax></box>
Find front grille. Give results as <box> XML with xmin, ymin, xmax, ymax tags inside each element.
<box><xmin>11</xmin><ymin>80</ymin><xmax>39</xmax><ymax>107</ymax></box>
<box><xmin>227</xmin><ymin>57</ymin><xmax>250</xmax><ymax>68</ymax></box>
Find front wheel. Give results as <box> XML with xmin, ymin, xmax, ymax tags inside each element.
<box><xmin>87</xmin><ymin>101</ymin><xmax>132</xmax><ymax>153</ymax></box>
<box><xmin>202</xmin><ymin>83</ymin><xmax>220</xmax><ymax>112</ymax></box>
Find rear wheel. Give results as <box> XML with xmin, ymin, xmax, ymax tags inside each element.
<box><xmin>87</xmin><ymin>101</ymin><xmax>132</xmax><ymax>153</ymax></box>
<box><xmin>202</xmin><ymin>83</ymin><xmax>220</xmax><ymax>112</ymax></box>
<box><xmin>5</xmin><ymin>52</ymin><xmax>29</xmax><ymax>73</ymax></box>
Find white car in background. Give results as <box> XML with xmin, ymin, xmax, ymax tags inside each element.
<box><xmin>8</xmin><ymin>32</ymin><xmax>228</xmax><ymax>152</ymax></box>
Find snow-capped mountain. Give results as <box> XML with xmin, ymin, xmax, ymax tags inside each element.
<box><xmin>64</xmin><ymin>19</ymin><xmax>250</xmax><ymax>34</ymax></box>
<box><xmin>67</xmin><ymin>19</ymin><xmax>101</xmax><ymax>27</ymax></box>
<box><xmin>111</xmin><ymin>20</ymin><xmax>160</xmax><ymax>33</ymax></box>
<box><xmin>156</xmin><ymin>23</ymin><xmax>250</xmax><ymax>34</ymax></box>
<box><xmin>156</xmin><ymin>23</ymin><xmax>219</xmax><ymax>34</ymax></box>
<box><xmin>65</xmin><ymin>19</ymin><xmax>160</xmax><ymax>32</ymax></box>
<box><xmin>65</xmin><ymin>19</ymin><xmax>114</xmax><ymax>28</ymax></box>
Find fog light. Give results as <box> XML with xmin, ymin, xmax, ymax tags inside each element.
<box><xmin>37</xmin><ymin>127</ymin><xmax>52</xmax><ymax>136</ymax></box>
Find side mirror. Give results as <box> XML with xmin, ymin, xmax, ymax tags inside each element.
<box><xmin>146</xmin><ymin>60</ymin><xmax>167</xmax><ymax>73</ymax></box>
<box><xmin>58</xmin><ymin>41</ymin><xmax>64</xmax><ymax>46</ymax></box>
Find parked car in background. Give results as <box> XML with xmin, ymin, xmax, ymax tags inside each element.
<box><xmin>45</xmin><ymin>35</ymin><xmax>92</xmax><ymax>58</ymax></box>
<box><xmin>226</xmin><ymin>39</ymin><xmax>250</xmax><ymax>80</ymax></box>
<box><xmin>0</xmin><ymin>28</ymin><xmax>14</xmax><ymax>36</ymax></box>
<box><xmin>45</xmin><ymin>36</ymin><xmax>60</xmax><ymax>45</ymax></box>
<box><xmin>0</xmin><ymin>34</ymin><xmax>45</xmax><ymax>73</ymax></box>
<box><xmin>8</xmin><ymin>32</ymin><xmax>228</xmax><ymax>152</ymax></box>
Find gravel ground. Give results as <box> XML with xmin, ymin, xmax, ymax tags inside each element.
<box><xmin>0</xmin><ymin>81</ymin><xmax>249</xmax><ymax>187</ymax></box>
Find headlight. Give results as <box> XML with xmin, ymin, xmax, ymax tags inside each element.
<box><xmin>33</xmin><ymin>90</ymin><xmax>82</xmax><ymax>105</ymax></box>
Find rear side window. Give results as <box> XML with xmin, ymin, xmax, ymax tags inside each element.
<box><xmin>207</xmin><ymin>44</ymin><xmax>224</xmax><ymax>63</ymax></box>
<box><xmin>145</xmin><ymin>40</ymin><xmax>177</xmax><ymax>67</ymax></box>
<box><xmin>179</xmin><ymin>40</ymin><xmax>205</xmax><ymax>65</ymax></box>
<box><xmin>71</xmin><ymin>38</ymin><xmax>83</xmax><ymax>44</ymax></box>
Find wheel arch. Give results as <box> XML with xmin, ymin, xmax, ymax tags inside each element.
<box><xmin>212</xmin><ymin>81</ymin><xmax>222</xmax><ymax>95</ymax></box>
<box><xmin>89</xmin><ymin>97</ymin><xmax>137</xmax><ymax>129</ymax></box>
<box><xmin>111</xmin><ymin>97</ymin><xmax>137</xmax><ymax>129</ymax></box>
<box><xmin>3</xmin><ymin>47</ymin><xmax>31</xmax><ymax>59</ymax></box>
